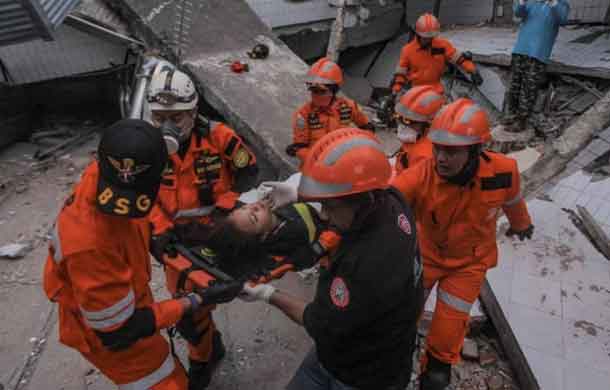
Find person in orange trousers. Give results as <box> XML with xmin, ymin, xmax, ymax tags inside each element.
<box><xmin>144</xmin><ymin>63</ymin><xmax>258</xmax><ymax>390</ymax></box>
<box><xmin>390</xmin><ymin>99</ymin><xmax>533</xmax><ymax>390</ymax></box>
<box><xmin>43</xmin><ymin>119</ymin><xmax>242</xmax><ymax>390</ymax></box>
<box><xmin>393</xmin><ymin>85</ymin><xmax>446</xmax><ymax>173</ymax></box>
<box><xmin>287</xmin><ymin>57</ymin><xmax>375</xmax><ymax>166</ymax></box>
<box><xmin>392</xmin><ymin>13</ymin><xmax>482</xmax><ymax>96</ymax></box>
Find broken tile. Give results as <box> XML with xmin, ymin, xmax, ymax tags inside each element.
<box><xmin>461</xmin><ymin>338</ymin><xmax>479</xmax><ymax>361</ymax></box>
<box><xmin>561</xmin><ymin>280</ymin><xmax>610</xmax><ymax>326</ymax></box>
<box><xmin>511</xmin><ymin>273</ymin><xmax>562</xmax><ymax>317</ymax></box>
<box><xmin>563</xmin><ymin>358</ymin><xmax>610</xmax><ymax>390</ymax></box>
<box><xmin>507</xmin><ymin>303</ymin><xmax>564</xmax><ymax>357</ymax></box>
<box><xmin>521</xmin><ymin>346</ymin><xmax>565</xmax><ymax>390</ymax></box>
<box><xmin>563</xmin><ymin>318</ymin><xmax>610</xmax><ymax>374</ymax></box>
<box><xmin>552</xmin><ymin>185</ymin><xmax>582</xmax><ymax>209</ymax></box>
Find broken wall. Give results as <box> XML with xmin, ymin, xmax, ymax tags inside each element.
<box><xmin>406</xmin><ymin>0</ymin><xmax>495</xmax><ymax>26</ymax></box>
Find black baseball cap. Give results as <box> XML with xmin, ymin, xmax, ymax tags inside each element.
<box><xmin>96</xmin><ymin>119</ymin><xmax>168</xmax><ymax>218</ymax></box>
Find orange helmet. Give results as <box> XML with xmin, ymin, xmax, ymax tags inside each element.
<box><xmin>305</xmin><ymin>57</ymin><xmax>343</xmax><ymax>86</ymax></box>
<box><xmin>415</xmin><ymin>13</ymin><xmax>440</xmax><ymax>38</ymax></box>
<box><xmin>395</xmin><ymin>86</ymin><xmax>446</xmax><ymax>123</ymax></box>
<box><xmin>428</xmin><ymin>98</ymin><xmax>491</xmax><ymax>146</ymax></box>
<box><xmin>298</xmin><ymin>128</ymin><xmax>391</xmax><ymax>200</ymax></box>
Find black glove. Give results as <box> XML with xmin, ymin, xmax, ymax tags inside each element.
<box><xmin>195</xmin><ymin>280</ymin><xmax>243</xmax><ymax>305</ymax></box>
<box><xmin>150</xmin><ymin>230</ymin><xmax>178</xmax><ymax>263</ymax></box>
<box><xmin>175</xmin><ymin>312</ymin><xmax>206</xmax><ymax>345</ymax></box>
<box><xmin>285</xmin><ymin>143</ymin><xmax>308</xmax><ymax>157</ymax></box>
<box><xmin>471</xmin><ymin>71</ymin><xmax>483</xmax><ymax>86</ymax></box>
<box><xmin>505</xmin><ymin>224</ymin><xmax>534</xmax><ymax>241</ymax></box>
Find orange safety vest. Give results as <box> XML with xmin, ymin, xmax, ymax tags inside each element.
<box><xmin>391</xmin><ymin>151</ymin><xmax>532</xmax><ymax>269</ymax></box>
<box><xmin>43</xmin><ymin>162</ymin><xmax>184</xmax><ymax>386</ymax></box>
<box><xmin>292</xmin><ymin>97</ymin><xmax>370</xmax><ymax>163</ymax></box>
<box><xmin>394</xmin><ymin>37</ymin><xmax>476</xmax><ymax>94</ymax></box>
<box><xmin>149</xmin><ymin>121</ymin><xmax>256</xmax><ymax>234</ymax></box>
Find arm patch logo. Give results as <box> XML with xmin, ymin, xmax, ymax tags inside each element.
<box><xmin>233</xmin><ymin>148</ymin><xmax>250</xmax><ymax>168</ymax></box>
<box><xmin>398</xmin><ymin>213</ymin><xmax>412</xmax><ymax>235</ymax></box>
<box><xmin>330</xmin><ymin>277</ymin><xmax>350</xmax><ymax>308</ymax></box>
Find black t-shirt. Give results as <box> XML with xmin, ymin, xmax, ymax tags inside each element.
<box><xmin>302</xmin><ymin>189</ymin><xmax>423</xmax><ymax>390</ymax></box>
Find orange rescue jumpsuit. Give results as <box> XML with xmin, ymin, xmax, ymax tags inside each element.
<box><xmin>43</xmin><ymin>163</ymin><xmax>187</xmax><ymax>390</ymax></box>
<box><xmin>149</xmin><ymin>121</ymin><xmax>256</xmax><ymax>364</ymax></box>
<box><xmin>394</xmin><ymin>132</ymin><xmax>434</xmax><ymax>174</ymax></box>
<box><xmin>391</xmin><ymin>151</ymin><xmax>531</xmax><ymax>364</ymax></box>
<box><xmin>393</xmin><ymin>37</ymin><xmax>476</xmax><ymax>94</ymax></box>
<box><xmin>292</xmin><ymin>97</ymin><xmax>370</xmax><ymax>164</ymax></box>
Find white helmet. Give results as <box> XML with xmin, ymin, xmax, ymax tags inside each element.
<box><xmin>147</xmin><ymin>63</ymin><xmax>198</xmax><ymax>111</ymax></box>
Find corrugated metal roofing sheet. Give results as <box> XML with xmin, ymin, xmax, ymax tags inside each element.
<box><xmin>0</xmin><ymin>0</ymin><xmax>81</xmax><ymax>47</ymax></box>
<box><xmin>0</xmin><ymin>23</ymin><xmax>127</xmax><ymax>84</ymax></box>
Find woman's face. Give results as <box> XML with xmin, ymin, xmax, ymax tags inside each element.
<box><xmin>227</xmin><ymin>199</ymin><xmax>274</xmax><ymax>236</ymax></box>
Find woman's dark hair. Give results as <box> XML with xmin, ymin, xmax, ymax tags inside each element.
<box><xmin>206</xmin><ymin>217</ymin><xmax>263</xmax><ymax>259</ymax></box>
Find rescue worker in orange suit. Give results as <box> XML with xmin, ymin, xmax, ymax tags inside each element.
<box><xmin>390</xmin><ymin>99</ymin><xmax>534</xmax><ymax>390</ymax></box>
<box><xmin>42</xmin><ymin>119</ymin><xmax>243</xmax><ymax>390</ymax></box>
<box><xmin>242</xmin><ymin>128</ymin><xmax>423</xmax><ymax>390</ymax></box>
<box><xmin>145</xmin><ymin>64</ymin><xmax>257</xmax><ymax>389</ymax></box>
<box><xmin>394</xmin><ymin>85</ymin><xmax>446</xmax><ymax>174</ymax></box>
<box><xmin>286</xmin><ymin>58</ymin><xmax>375</xmax><ymax>165</ymax></box>
<box><xmin>392</xmin><ymin>13</ymin><xmax>483</xmax><ymax>97</ymax></box>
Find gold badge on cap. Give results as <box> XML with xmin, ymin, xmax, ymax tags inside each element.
<box><xmin>108</xmin><ymin>157</ymin><xmax>151</xmax><ymax>184</ymax></box>
<box><xmin>233</xmin><ymin>148</ymin><xmax>250</xmax><ymax>169</ymax></box>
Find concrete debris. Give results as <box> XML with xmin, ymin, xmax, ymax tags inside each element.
<box><xmin>461</xmin><ymin>338</ymin><xmax>479</xmax><ymax>361</ymax></box>
<box><xmin>476</xmin><ymin>65</ymin><xmax>507</xmax><ymax>111</ymax></box>
<box><xmin>0</xmin><ymin>243</ymin><xmax>31</xmax><ymax>259</ymax></box>
<box><xmin>489</xmin><ymin>125</ymin><xmax>535</xmax><ymax>154</ymax></box>
<box><xmin>478</xmin><ymin>349</ymin><xmax>498</xmax><ymax>367</ymax></box>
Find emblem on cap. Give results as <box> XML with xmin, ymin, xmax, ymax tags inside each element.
<box><xmin>233</xmin><ymin>148</ymin><xmax>250</xmax><ymax>169</ymax></box>
<box><xmin>108</xmin><ymin>157</ymin><xmax>151</xmax><ymax>184</ymax></box>
<box><xmin>330</xmin><ymin>277</ymin><xmax>350</xmax><ymax>308</ymax></box>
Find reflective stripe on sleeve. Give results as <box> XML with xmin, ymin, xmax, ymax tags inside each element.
<box><xmin>80</xmin><ymin>290</ymin><xmax>135</xmax><ymax>330</ymax></box>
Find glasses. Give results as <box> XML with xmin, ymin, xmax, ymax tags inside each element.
<box><xmin>147</xmin><ymin>90</ymin><xmax>196</xmax><ymax>105</ymax></box>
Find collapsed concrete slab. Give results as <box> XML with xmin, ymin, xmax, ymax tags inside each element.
<box><xmin>442</xmin><ymin>26</ymin><xmax>610</xmax><ymax>80</ymax></box>
<box><xmin>107</xmin><ymin>0</ymin><xmax>310</xmax><ymax>177</ymax></box>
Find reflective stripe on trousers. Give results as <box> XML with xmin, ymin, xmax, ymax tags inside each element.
<box><xmin>437</xmin><ymin>288</ymin><xmax>472</xmax><ymax>313</ymax></box>
<box><xmin>118</xmin><ymin>352</ymin><xmax>175</xmax><ymax>390</ymax></box>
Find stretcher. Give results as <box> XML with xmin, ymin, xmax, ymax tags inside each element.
<box><xmin>162</xmin><ymin>242</ymin><xmax>295</xmax><ymax>294</ymax></box>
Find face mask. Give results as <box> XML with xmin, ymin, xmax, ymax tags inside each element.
<box><xmin>397</xmin><ymin>123</ymin><xmax>419</xmax><ymax>143</ymax></box>
<box><xmin>311</xmin><ymin>93</ymin><xmax>334</xmax><ymax>108</ymax></box>
<box><xmin>160</xmin><ymin>117</ymin><xmax>193</xmax><ymax>154</ymax></box>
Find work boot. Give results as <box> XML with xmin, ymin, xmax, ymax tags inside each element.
<box><xmin>419</xmin><ymin>353</ymin><xmax>451</xmax><ymax>390</ymax></box>
<box><xmin>188</xmin><ymin>331</ymin><xmax>226</xmax><ymax>390</ymax></box>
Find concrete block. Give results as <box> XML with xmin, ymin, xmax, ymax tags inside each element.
<box><xmin>521</xmin><ymin>346</ymin><xmax>565</xmax><ymax>390</ymax></box>
<box><xmin>563</xmin><ymin>317</ymin><xmax>610</xmax><ymax>374</ymax></box>
<box><xmin>561</xmin><ymin>280</ymin><xmax>610</xmax><ymax>325</ymax></box>
<box><xmin>597</xmin><ymin>126</ymin><xmax>610</xmax><ymax>142</ymax></box>
<box><xmin>586</xmin><ymin>138</ymin><xmax>610</xmax><ymax>157</ymax></box>
<box><xmin>477</xmin><ymin>65</ymin><xmax>506</xmax><ymax>111</ymax></box>
<box><xmin>342</xmin><ymin>74</ymin><xmax>373</xmax><ymax>105</ymax></box>
<box><xmin>367</xmin><ymin>33</ymin><xmax>411</xmax><ymax>88</ymax></box>
<box><xmin>552</xmin><ymin>185</ymin><xmax>582</xmax><ymax>210</ymax></box>
<box><xmin>508</xmin><ymin>303</ymin><xmax>564</xmax><ymax>357</ymax></box>
<box><xmin>511</xmin><ymin>273</ymin><xmax>562</xmax><ymax>317</ymax></box>
<box><xmin>563</xmin><ymin>359</ymin><xmax>610</xmax><ymax>390</ymax></box>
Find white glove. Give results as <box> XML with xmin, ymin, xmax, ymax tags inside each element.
<box><xmin>259</xmin><ymin>181</ymin><xmax>298</xmax><ymax>210</ymax></box>
<box><xmin>239</xmin><ymin>283</ymin><xmax>276</xmax><ymax>303</ymax></box>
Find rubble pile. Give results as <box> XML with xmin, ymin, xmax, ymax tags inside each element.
<box><xmin>409</xmin><ymin>312</ymin><xmax>519</xmax><ymax>390</ymax></box>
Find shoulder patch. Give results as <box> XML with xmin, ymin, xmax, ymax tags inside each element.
<box><xmin>481</xmin><ymin>172</ymin><xmax>512</xmax><ymax>191</ymax></box>
<box><xmin>398</xmin><ymin>213</ymin><xmax>412</xmax><ymax>235</ymax></box>
<box><xmin>330</xmin><ymin>277</ymin><xmax>350</xmax><ymax>309</ymax></box>
<box><xmin>233</xmin><ymin>147</ymin><xmax>251</xmax><ymax>168</ymax></box>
